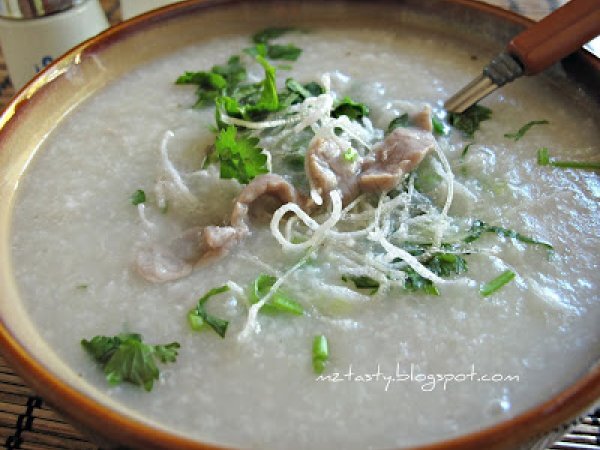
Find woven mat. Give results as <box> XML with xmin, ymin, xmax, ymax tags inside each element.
<box><xmin>0</xmin><ymin>1</ymin><xmax>598</xmax><ymax>449</ymax></box>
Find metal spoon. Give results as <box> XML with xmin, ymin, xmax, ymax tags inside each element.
<box><xmin>445</xmin><ymin>0</ymin><xmax>600</xmax><ymax>114</ymax></box>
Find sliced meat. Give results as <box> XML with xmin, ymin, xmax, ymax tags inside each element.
<box><xmin>231</xmin><ymin>174</ymin><xmax>302</xmax><ymax>232</ymax></box>
<box><xmin>411</xmin><ymin>105</ymin><xmax>433</xmax><ymax>132</ymax></box>
<box><xmin>305</xmin><ymin>138</ymin><xmax>361</xmax><ymax>205</ymax></box>
<box><xmin>136</xmin><ymin>174</ymin><xmax>302</xmax><ymax>283</ymax></box>
<box><xmin>135</xmin><ymin>225</ymin><xmax>239</xmax><ymax>283</ymax></box>
<box><xmin>359</xmin><ymin>127</ymin><xmax>436</xmax><ymax>193</ymax></box>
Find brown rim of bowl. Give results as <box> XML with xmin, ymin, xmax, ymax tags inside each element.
<box><xmin>0</xmin><ymin>1</ymin><xmax>598</xmax><ymax>449</ymax></box>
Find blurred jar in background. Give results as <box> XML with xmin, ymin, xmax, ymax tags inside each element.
<box><xmin>0</xmin><ymin>0</ymin><xmax>108</xmax><ymax>90</ymax></box>
<box><xmin>121</xmin><ymin>0</ymin><xmax>185</xmax><ymax>20</ymax></box>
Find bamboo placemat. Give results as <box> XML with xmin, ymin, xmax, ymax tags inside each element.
<box><xmin>0</xmin><ymin>1</ymin><xmax>598</xmax><ymax>449</ymax></box>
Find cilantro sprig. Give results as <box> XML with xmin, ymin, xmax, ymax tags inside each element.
<box><xmin>403</xmin><ymin>253</ymin><xmax>468</xmax><ymax>295</ymax></box>
<box><xmin>447</xmin><ymin>104</ymin><xmax>492</xmax><ymax>138</ymax></box>
<box><xmin>214</xmin><ymin>126</ymin><xmax>268</xmax><ymax>184</ymax></box>
<box><xmin>331</xmin><ymin>96</ymin><xmax>369</xmax><ymax>120</ymax></box>
<box><xmin>341</xmin><ymin>275</ymin><xmax>380</xmax><ymax>295</ymax></box>
<box><xmin>81</xmin><ymin>333</ymin><xmax>179</xmax><ymax>391</ymax></box>
<box><xmin>176</xmin><ymin>56</ymin><xmax>246</xmax><ymax>108</ymax></box>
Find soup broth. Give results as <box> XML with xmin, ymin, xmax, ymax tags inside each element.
<box><xmin>10</xmin><ymin>25</ymin><xmax>600</xmax><ymax>450</ymax></box>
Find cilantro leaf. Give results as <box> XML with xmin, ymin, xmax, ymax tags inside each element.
<box><xmin>403</xmin><ymin>253</ymin><xmax>468</xmax><ymax>295</ymax></box>
<box><xmin>464</xmin><ymin>220</ymin><xmax>553</xmax><ymax>252</ymax></box>
<box><xmin>176</xmin><ymin>56</ymin><xmax>246</xmax><ymax>108</ymax></box>
<box><xmin>341</xmin><ymin>275</ymin><xmax>379</xmax><ymax>294</ymax></box>
<box><xmin>214</xmin><ymin>125</ymin><xmax>268</xmax><ymax>184</ymax></box>
<box><xmin>447</xmin><ymin>104</ymin><xmax>492</xmax><ymax>138</ymax></box>
<box><xmin>331</xmin><ymin>96</ymin><xmax>369</xmax><ymax>120</ymax></box>
<box><xmin>215</xmin><ymin>57</ymin><xmax>280</xmax><ymax>123</ymax></box>
<box><xmin>504</xmin><ymin>120</ymin><xmax>549</xmax><ymax>141</ymax></box>
<box><xmin>211</xmin><ymin>55</ymin><xmax>247</xmax><ymax>91</ymax></box>
<box><xmin>252</xmin><ymin>27</ymin><xmax>296</xmax><ymax>44</ymax></box>
<box><xmin>243</xmin><ymin>43</ymin><xmax>268</xmax><ymax>58</ymax></box>
<box><xmin>130</xmin><ymin>189</ymin><xmax>146</xmax><ymax>205</ymax></box>
<box><xmin>250</xmin><ymin>274</ymin><xmax>304</xmax><ymax>315</ymax></box>
<box><xmin>280</xmin><ymin>78</ymin><xmax>323</xmax><ymax>107</ymax></box>
<box><xmin>387</xmin><ymin>113</ymin><xmax>410</xmax><ymax>134</ymax></box>
<box><xmin>188</xmin><ymin>285</ymin><xmax>230</xmax><ymax>338</ymax></box>
<box><xmin>81</xmin><ymin>333</ymin><xmax>180</xmax><ymax>391</ymax></box>
<box><xmin>266</xmin><ymin>44</ymin><xmax>302</xmax><ymax>61</ymax></box>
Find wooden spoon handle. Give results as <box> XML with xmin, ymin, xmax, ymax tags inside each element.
<box><xmin>507</xmin><ymin>0</ymin><xmax>600</xmax><ymax>75</ymax></box>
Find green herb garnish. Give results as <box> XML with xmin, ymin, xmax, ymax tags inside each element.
<box><xmin>283</xmin><ymin>153</ymin><xmax>305</xmax><ymax>171</ymax></box>
<box><xmin>214</xmin><ymin>125</ymin><xmax>268</xmax><ymax>184</ymax></box>
<box><xmin>480</xmin><ymin>270</ymin><xmax>516</xmax><ymax>297</ymax></box>
<box><xmin>448</xmin><ymin>104</ymin><xmax>492</xmax><ymax>138</ymax></box>
<box><xmin>130</xmin><ymin>189</ymin><xmax>146</xmax><ymax>205</ymax></box>
<box><xmin>81</xmin><ymin>333</ymin><xmax>179</xmax><ymax>391</ymax></box>
<box><xmin>252</xmin><ymin>27</ymin><xmax>296</xmax><ymax>44</ymax></box>
<box><xmin>504</xmin><ymin>120</ymin><xmax>549</xmax><ymax>141</ymax></box>
<box><xmin>431</xmin><ymin>116</ymin><xmax>447</xmax><ymax>135</ymax></box>
<box><xmin>387</xmin><ymin>113</ymin><xmax>410</xmax><ymax>134</ymax></box>
<box><xmin>266</xmin><ymin>44</ymin><xmax>302</xmax><ymax>61</ymax></box>
<box><xmin>343</xmin><ymin>148</ymin><xmax>358</xmax><ymax>162</ymax></box>
<box><xmin>176</xmin><ymin>56</ymin><xmax>246</xmax><ymax>108</ymax></box>
<box><xmin>537</xmin><ymin>147</ymin><xmax>600</xmax><ymax>171</ymax></box>
<box><xmin>460</xmin><ymin>143</ymin><xmax>474</xmax><ymax>158</ymax></box>
<box><xmin>250</xmin><ymin>274</ymin><xmax>304</xmax><ymax>315</ymax></box>
<box><xmin>188</xmin><ymin>285</ymin><xmax>230</xmax><ymax>338</ymax></box>
<box><xmin>465</xmin><ymin>220</ymin><xmax>553</xmax><ymax>252</ymax></box>
<box><xmin>331</xmin><ymin>96</ymin><xmax>369</xmax><ymax>120</ymax></box>
<box><xmin>403</xmin><ymin>253</ymin><xmax>468</xmax><ymax>295</ymax></box>
<box><xmin>341</xmin><ymin>275</ymin><xmax>380</xmax><ymax>294</ymax></box>
<box><xmin>312</xmin><ymin>335</ymin><xmax>329</xmax><ymax>374</ymax></box>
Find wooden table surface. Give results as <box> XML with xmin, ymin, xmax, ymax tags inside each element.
<box><xmin>0</xmin><ymin>1</ymin><xmax>598</xmax><ymax>449</ymax></box>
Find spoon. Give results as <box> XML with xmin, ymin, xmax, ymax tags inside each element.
<box><xmin>445</xmin><ymin>0</ymin><xmax>600</xmax><ymax>113</ymax></box>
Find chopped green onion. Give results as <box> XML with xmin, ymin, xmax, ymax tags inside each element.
<box><xmin>504</xmin><ymin>120</ymin><xmax>549</xmax><ymax>141</ymax></box>
<box><xmin>549</xmin><ymin>160</ymin><xmax>600</xmax><ymax>170</ymax></box>
<box><xmin>130</xmin><ymin>189</ymin><xmax>146</xmax><ymax>205</ymax></box>
<box><xmin>431</xmin><ymin>116</ymin><xmax>447</xmax><ymax>135</ymax></box>
<box><xmin>537</xmin><ymin>147</ymin><xmax>550</xmax><ymax>165</ymax></box>
<box><xmin>312</xmin><ymin>335</ymin><xmax>329</xmax><ymax>374</ymax></box>
<box><xmin>537</xmin><ymin>147</ymin><xmax>600</xmax><ymax>171</ymax></box>
<box><xmin>250</xmin><ymin>274</ymin><xmax>304</xmax><ymax>315</ymax></box>
<box><xmin>343</xmin><ymin>148</ymin><xmax>358</xmax><ymax>162</ymax></box>
<box><xmin>480</xmin><ymin>270</ymin><xmax>516</xmax><ymax>297</ymax></box>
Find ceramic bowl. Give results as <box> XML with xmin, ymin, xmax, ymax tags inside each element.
<box><xmin>0</xmin><ymin>1</ymin><xmax>598</xmax><ymax>449</ymax></box>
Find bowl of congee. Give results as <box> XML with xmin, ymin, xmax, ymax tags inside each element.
<box><xmin>0</xmin><ymin>0</ymin><xmax>598</xmax><ymax>448</ymax></box>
